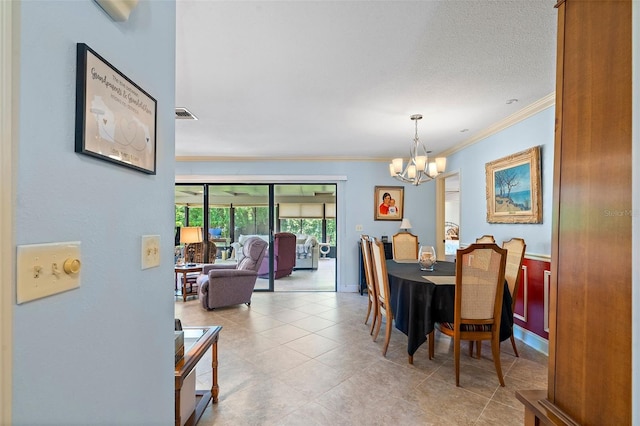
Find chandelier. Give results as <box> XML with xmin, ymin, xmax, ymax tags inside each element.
<box><xmin>389</xmin><ymin>114</ymin><xmax>446</xmax><ymax>186</ymax></box>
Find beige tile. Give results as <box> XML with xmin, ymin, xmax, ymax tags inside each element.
<box><xmin>289</xmin><ymin>315</ymin><xmax>336</xmax><ymax>333</ymax></box>
<box><xmin>175</xmin><ymin>291</ymin><xmax>547</xmax><ymax>426</ymax></box>
<box><xmin>219</xmin><ymin>377</ymin><xmax>311</xmax><ymax>424</ymax></box>
<box><xmin>259</xmin><ymin>323</ymin><xmax>311</xmax><ymax>344</ymax></box>
<box><xmin>285</xmin><ymin>333</ymin><xmax>343</xmax><ymax>358</ymax></box>
<box><xmin>275</xmin><ymin>359</ymin><xmax>347</xmax><ymax>399</ymax></box>
<box><xmin>475</xmin><ymin>400</ymin><xmax>525</xmax><ymax>426</ymax></box>
<box><xmin>270</xmin><ymin>308</ymin><xmax>313</xmax><ymax>323</ymax></box>
<box><xmin>294</xmin><ymin>302</ymin><xmax>335</xmax><ymax>315</ymax></box>
<box><xmin>244</xmin><ymin>345</ymin><xmax>311</xmax><ymax>378</ymax></box>
<box><xmin>278</xmin><ymin>401</ymin><xmax>351</xmax><ymax>426</ymax></box>
<box><xmin>407</xmin><ymin>376</ymin><xmax>490</xmax><ymax>424</ymax></box>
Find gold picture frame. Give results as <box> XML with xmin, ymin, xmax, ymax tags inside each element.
<box><xmin>374</xmin><ymin>186</ymin><xmax>404</xmax><ymax>221</ymax></box>
<box><xmin>485</xmin><ymin>146</ymin><xmax>542</xmax><ymax>224</ymax></box>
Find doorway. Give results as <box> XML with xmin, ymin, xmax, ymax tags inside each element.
<box><xmin>174</xmin><ymin>183</ymin><xmax>336</xmax><ymax>292</ymax></box>
<box><xmin>436</xmin><ymin>172</ymin><xmax>460</xmax><ymax>262</ymax></box>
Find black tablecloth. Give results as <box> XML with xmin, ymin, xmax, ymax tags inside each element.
<box><xmin>386</xmin><ymin>260</ymin><xmax>513</xmax><ymax>356</ymax></box>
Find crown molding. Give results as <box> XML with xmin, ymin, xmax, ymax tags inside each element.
<box><xmin>439</xmin><ymin>93</ymin><xmax>556</xmax><ymax>158</ymax></box>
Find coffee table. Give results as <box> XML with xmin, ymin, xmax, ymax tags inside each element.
<box><xmin>174</xmin><ymin>264</ymin><xmax>204</xmax><ymax>302</ymax></box>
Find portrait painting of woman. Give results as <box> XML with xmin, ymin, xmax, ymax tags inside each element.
<box><xmin>374</xmin><ymin>186</ymin><xmax>404</xmax><ymax>221</ymax></box>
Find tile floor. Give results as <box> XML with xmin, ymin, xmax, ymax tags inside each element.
<box><xmin>175</xmin><ymin>291</ymin><xmax>548</xmax><ymax>426</ymax></box>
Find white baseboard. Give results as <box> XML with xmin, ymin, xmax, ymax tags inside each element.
<box><xmin>514</xmin><ymin>325</ymin><xmax>548</xmax><ymax>356</ymax></box>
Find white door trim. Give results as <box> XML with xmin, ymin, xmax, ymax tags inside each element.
<box><xmin>0</xmin><ymin>0</ymin><xmax>15</xmax><ymax>421</ymax></box>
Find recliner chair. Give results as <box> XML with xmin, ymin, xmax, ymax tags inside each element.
<box><xmin>258</xmin><ymin>232</ymin><xmax>296</xmax><ymax>279</ymax></box>
<box><xmin>197</xmin><ymin>237</ymin><xmax>267</xmax><ymax>310</ymax></box>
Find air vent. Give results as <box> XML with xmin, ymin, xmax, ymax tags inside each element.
<box><xmin>175</xmin><ymin>107</ymin><xmax>198</xmax><ymax>120</ymax></box>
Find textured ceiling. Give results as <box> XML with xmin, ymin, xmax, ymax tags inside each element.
<box><xmin>175</xmin><ymin>0</ymin><xmax>557</xmax><ymax>161</ymax></box>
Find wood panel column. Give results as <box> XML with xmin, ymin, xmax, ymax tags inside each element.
<box><xmin>517</xmin><ymin>0</ymin><xmax>632</xmax><ymax>424</ymax></box>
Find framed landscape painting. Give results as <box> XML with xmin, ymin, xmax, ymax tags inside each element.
<box><xmin>485</xmin><ymin>146</ymin><xmax>542</xmax><ymax>224</ymax></box>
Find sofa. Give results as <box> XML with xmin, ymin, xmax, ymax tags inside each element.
<box><xmin>197</xmin><ymin>237</ymin><xmax>267</xmax><ymax>309</ymax></box>
<box><xmin>258</xmin><ymin>232</ymin><xmax>296</xmax><ymax>279</ymax></box>
<box><xmin>294</xmin><ymin>234</ymin><xmax>319</xmax><ymax>270</ymax></box>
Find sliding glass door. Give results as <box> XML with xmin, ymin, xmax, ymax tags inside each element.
<box><xmin>274</xmin><ymin>184</ymin><xmax>336</xmax><ymax>291</ymax></box>
<box><xmin>175</xmin><ymin>183</ymin><xmax>336</xmax><ymax>292</ymax></box>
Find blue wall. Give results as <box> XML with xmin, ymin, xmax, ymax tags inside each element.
<box><xmin>176</xmin><ymin>106</ymin><xmax>555</xmax><ymax>291</ymax></box>
<box><xmin>14</xmin><ymin>1</ymin><xmax>176</xmax><ymax>423</ymax></box>
<box><xmin>176</xmin><ymin>160</ymin><xmax>436</xmax><ymax>291</ymax></box>
<box><xmin>446</xmin><ymin>107</ymin><xmax>555</xmax><ymax>255</ymax></box>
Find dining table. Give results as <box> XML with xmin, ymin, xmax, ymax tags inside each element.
<box><xmin>385</xmin><ymin>259</ymin><xmax>513</xmax><ymax>358</ymax></box>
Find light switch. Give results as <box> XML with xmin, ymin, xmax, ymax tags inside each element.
<box><xmin>141</xmin><ymin>235</ymin><xmax>160</xmax><ymax>269</ymax></box>
<box><xmin>17</xmin><ymin>241</ymin><xmax>81</xmax><ymax>304</ymax></box>
<box><xmin>355</xmin><ymin>224</ymin><xmax>363</xmax><ymax>231</ymax></box>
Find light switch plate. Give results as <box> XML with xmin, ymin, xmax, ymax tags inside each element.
<box><xmin>17</xmin><ymin>241</ymin><xmax>81</xmax><ymax>304</ymax></box>
<box><xmin>141</xmin><ymin>235</ymin><xmax>160</xmax><ymax>270</ymax></box>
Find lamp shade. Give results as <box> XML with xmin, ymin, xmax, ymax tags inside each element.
<box><xmin>400</xmin><ymin>218</ymin><xmax>412</xmax><ymax>231</ymax></box>
<box><xmin>180</xmin><ymin>226</ymin><xmax>203</xmax><ymax>244</ymax></box>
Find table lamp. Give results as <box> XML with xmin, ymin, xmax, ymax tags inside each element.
<box><xmin>180</xmin><ymin>226</ymin><xmax>203</xmax><ymax>265</ymax></box>
<box><xmin>399</xmin><ymin>218</ymin><xmax>412</xmax><ymax>233</ymax></box>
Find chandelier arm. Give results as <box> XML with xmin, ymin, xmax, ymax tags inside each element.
<box><xmin>389</xmin><ymin>113</ymin><xmax>444</xmax><ymax>186</ymax></box>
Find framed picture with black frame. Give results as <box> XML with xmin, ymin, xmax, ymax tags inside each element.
<box><xmin>75</xmin><ymin>43</ymin><xmax>157</xmax><ymax>174</ymax></box>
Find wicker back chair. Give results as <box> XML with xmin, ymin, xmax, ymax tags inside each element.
<box><xmin>360</xmin><ymin>235</ymin><xmax>378</xmax><ymax>336</ymax></box>
<box><xmin>392</xmin><ymin>232</ymin><xmax>419</xmax><ymax>260</ymax></box>
<box><xmin>502</xmin><ymin>238</ymin><xmax>526</xmax><ymax>357</ymax></box>
<box><xmin>430</xmin><ymin>243</ymin><xmax>508</xmax><ymax>387</ymax></box>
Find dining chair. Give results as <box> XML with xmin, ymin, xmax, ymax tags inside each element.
<box><xmin>466</xmin><ymin>234</ymin><xmax>497</xmax><ymax>355</ymax></box>
<box><xmin>392</xmin><ymin>232</ymin><xmax>419</xmax><ymax>260</ymax></box>
<box><xmin>502</xmin><ymin>237</ymin><xmax>526</xmax><ymax>357</ymax></box>
<box><xmin>475</xmin><ymin>235</ymin><xmax>496</xmax><ymax>243</ymax></box>
<box><xmin>370</xmin><ymin>238</ymin><xmax>404</xmax><ymax>361</ymax></box>
<box><xmin>360</xmin><ymin>235</ymin><xmax>378</xmax><ymax>336</ymax></box>
<box><xmin>429</xmin><ymin>243</ymin><xmax>508</xmax><ymax>387</ymax></box>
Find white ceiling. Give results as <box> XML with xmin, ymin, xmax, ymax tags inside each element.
<box><xmin>175</xmin><ymin>0</ymin><xmax>557</xmax><ymax>161</ymax></box>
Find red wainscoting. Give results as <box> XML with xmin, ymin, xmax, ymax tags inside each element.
<box><xmin>513</xmin><ymin>256</ymin><xmax>551</xmax><ymax>341</ymax></box>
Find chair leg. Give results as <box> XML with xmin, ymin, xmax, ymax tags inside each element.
<box><xmin>364</xmin><ymin>300</ymin><xmax>372</xmax><ymax>325</ymax></box>
<box><xmin>408</xmin><ymin>354</ymin><xmax>413</xmax><ymax>364</ymax></box>
<box><xmin>491</xmin><ymin>336</ymin><xmax>505</xmax><ymax>387</ymax></box>
<box><xmin>369</xmin><ymin>305</ymin><xmax>378</xmax><ymax>336</ymax></box>
<box><xmin>428</xmin><ymin>330</ymin><xmax>435</xmax><ymax>360</ymax></box>
<box><xmin>454</xmin><ymin>335</ymin><xmax>461</xmax><ymax>387</ymax></box>
<box><xmin>382</xmin><ymin>317</ymin><xmax>392</xmax><ymax>356</ymax></box>
<box><xmin>468</xmin><ymin>341</ymin><xmax>482</xmax><ymax>358</ymax></box>
<box><xmin>510</xmin><ymin>333</ymin><xmax>519</xmax><ymax>357</ymax></box>
<box><xmin>372</xmin><ymin>311</ymin><xmax>382</xmax><ymax>342</ymax></box>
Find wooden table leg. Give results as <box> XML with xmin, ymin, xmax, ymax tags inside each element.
<box><xmin>211</xmin><ymin>337</ymin><xmax>219</xmax><ymax>403</ymax></box>
<box><xmin>182</xmin><ymin>272</ymin><xmax>187</xmax><ymax>302</ymax></box>
<box><xmin>174</xmin><ymin>387</ymin><xmax>181</xmax><ymax>426</ymax></box>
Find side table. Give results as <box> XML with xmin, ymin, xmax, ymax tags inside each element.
<box><xmin>175</xmin><ymin>326</ymin><xmax>222</xmax><ymax>426</ymax></box>
<box><xmin>175</xmin><ymin>264</ymin><xmax>204</xmax><ymax>302</ymax></box>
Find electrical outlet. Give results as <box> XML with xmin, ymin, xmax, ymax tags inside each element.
<box><xmin>17</xmin><ymin>241</ymin><xmax>81</xmax><ymax>304</ymax></box>
<box><xmin>141</xmin><ymin>235</ymin><xmax>160</xmax><ymax>270</ymax></box>
<box><xmin>355</xmin><ymin>224</ymin><xmax>363</xmax><ymax>231</ymax></box>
